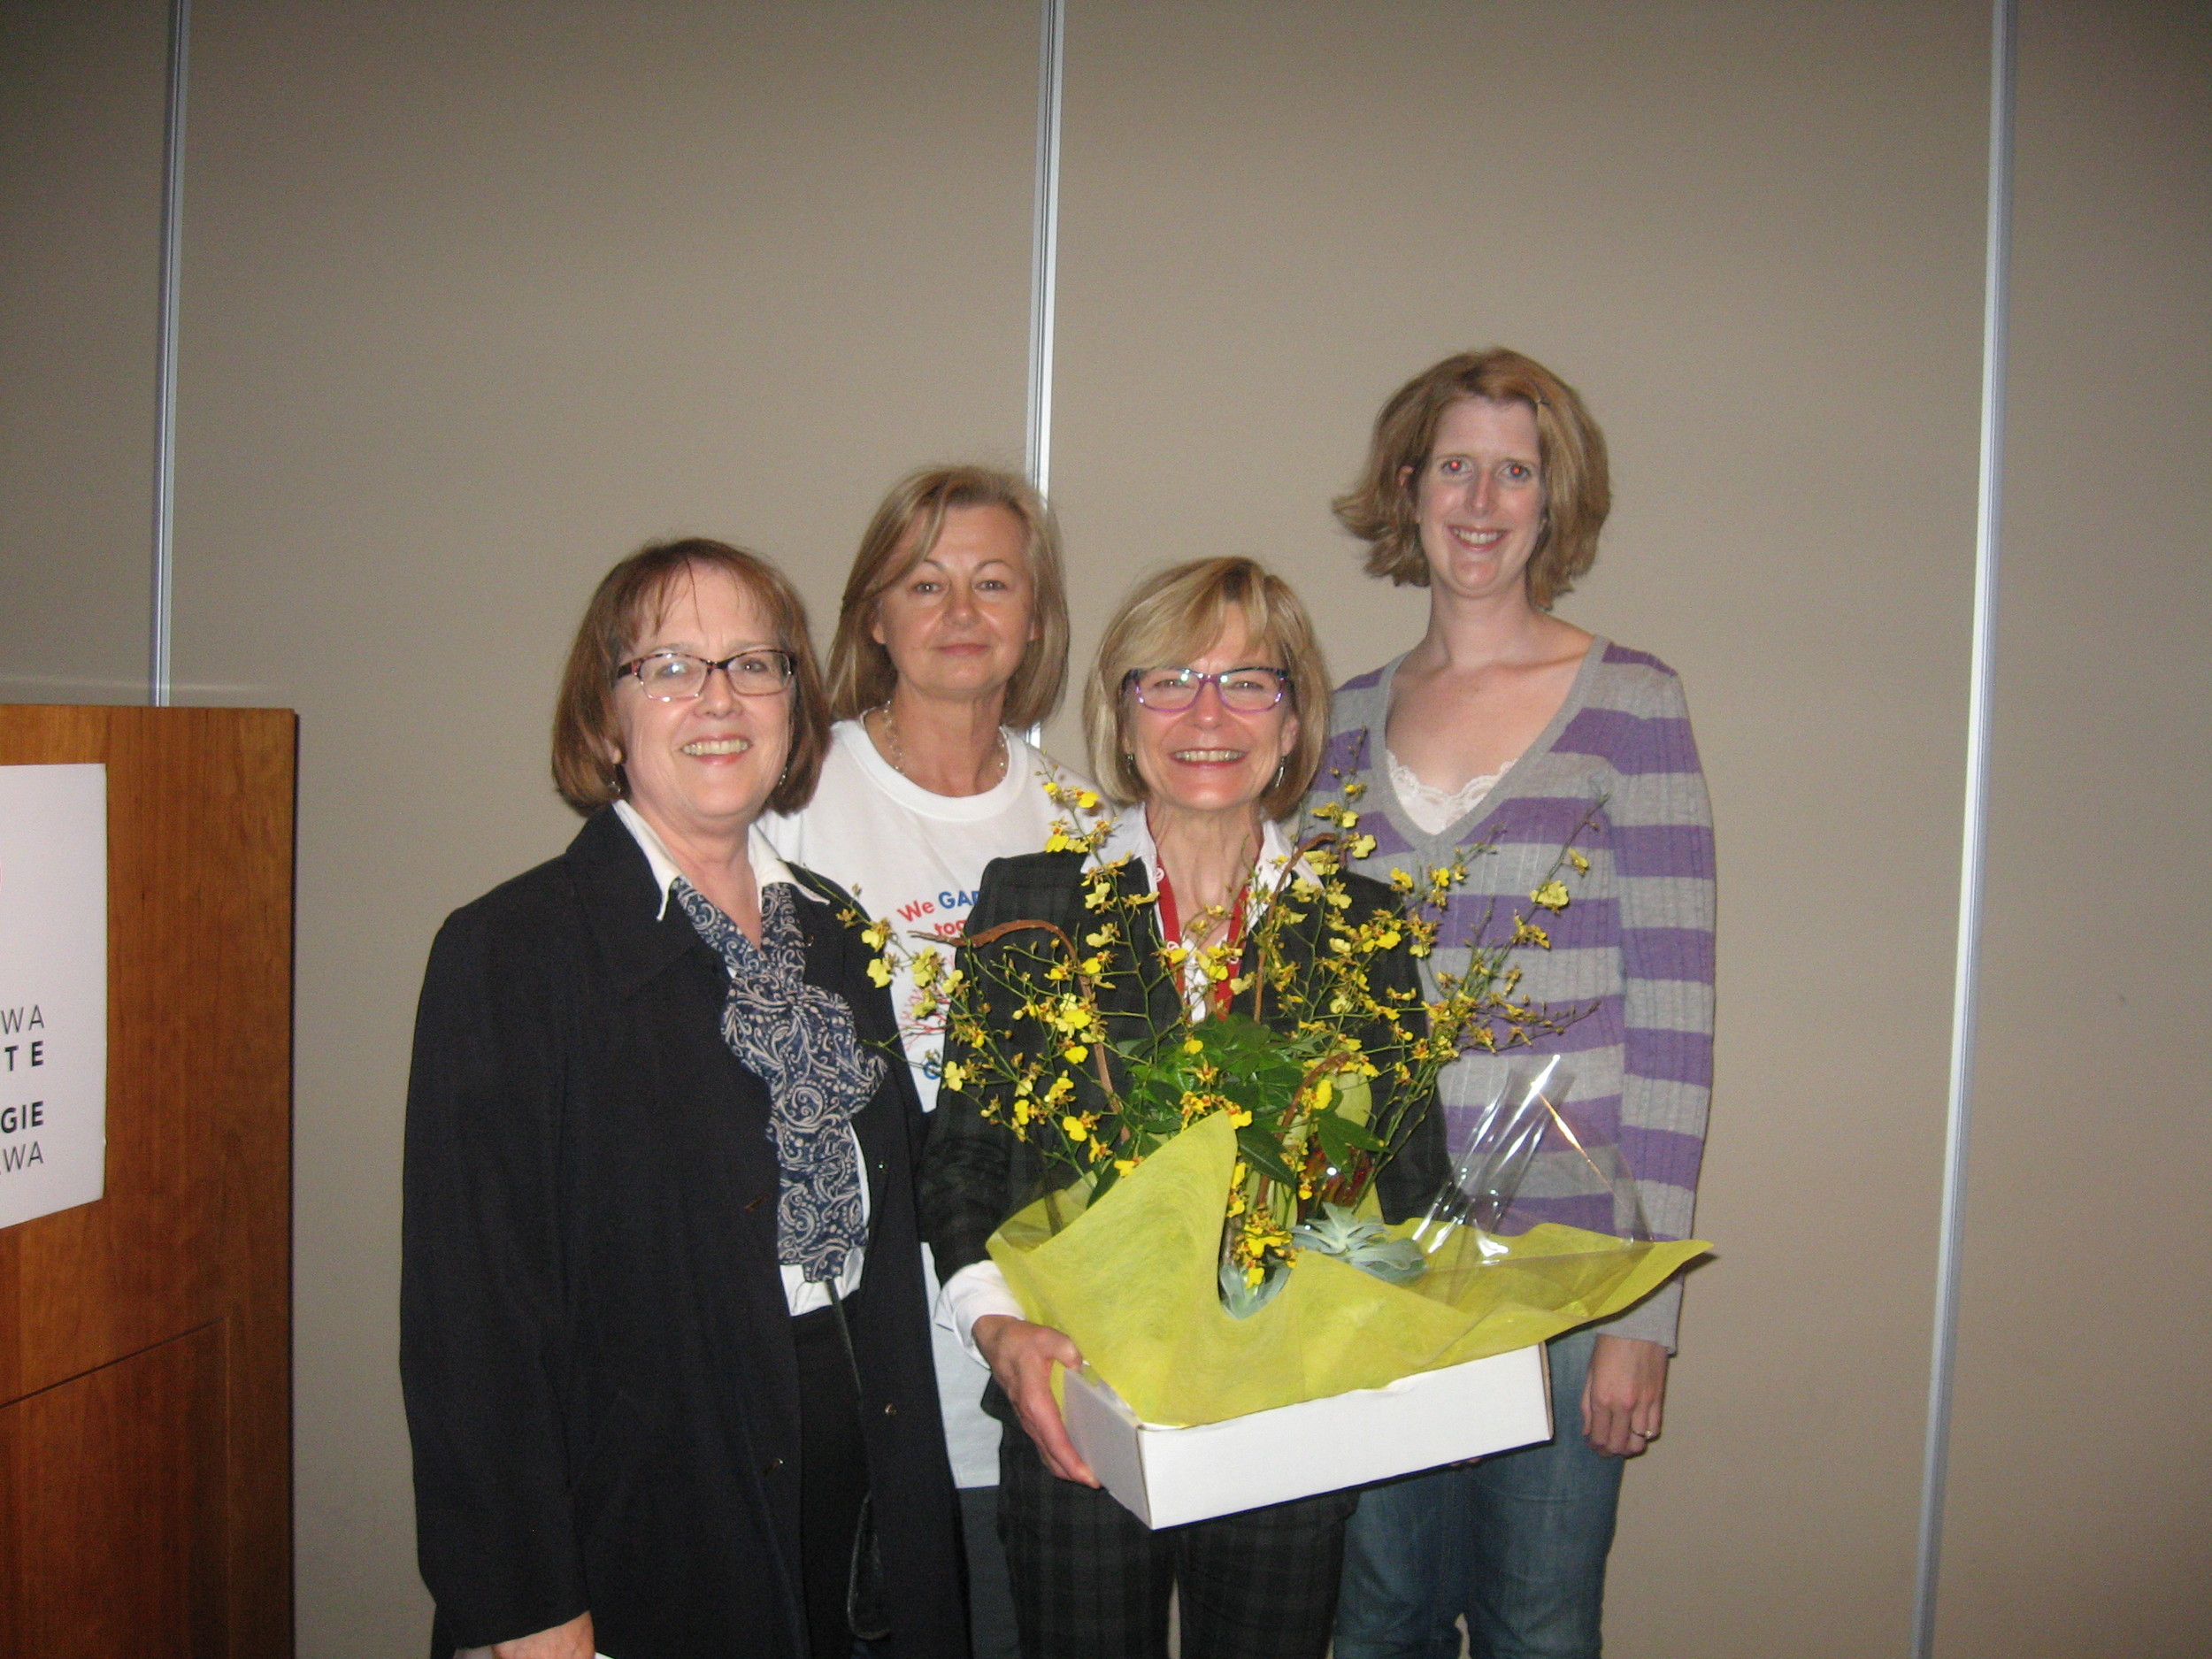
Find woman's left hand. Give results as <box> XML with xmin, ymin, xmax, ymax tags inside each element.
<box><xmin>1580</xmin><ymin>1334</ymin><xmax>1669</xmax><ymax>1457</ymax></box>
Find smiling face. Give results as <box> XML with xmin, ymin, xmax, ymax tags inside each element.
<box><xmin>1125</xmin><ymin>617</ymin><xmax>1300</xmax><ymax>821</ymax></box>
<box><xmin>869</xmin><ymin>503</ymin><xmax>1037</xmax><ymax>708</ymax></box>
<box><xmin>610</xmin><ymin>563</ymin><xmax>791</xmax><ymax>844</ymax></box>
<box><xmin>1406</xmin><ymin>396</ymin><xmax>1547</xmax><ymax>605</ymax></box>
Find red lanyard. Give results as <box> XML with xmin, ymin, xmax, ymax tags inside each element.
<box><xmin>1155</xmin><ymin>869</ymin><xmax>1248</xmax><ymax>1018</ymax></box>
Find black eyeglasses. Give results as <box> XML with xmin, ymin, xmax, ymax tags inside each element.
<box><xmin>618</xmin><ymin>649</ymin><xmax>795</xmax><ymax>701</ymax></box>
<box><xmin>1124</xmin><ymin>666</ymin><xmax>1292</xmax><ymax>713</ymax></box>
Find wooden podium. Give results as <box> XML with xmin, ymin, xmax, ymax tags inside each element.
<box><xmin>0</xmin><ymin>708</ymin><xmax>295</xmax><ymax>1656</ymax></box>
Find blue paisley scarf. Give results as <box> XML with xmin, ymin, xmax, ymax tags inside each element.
<box><xmin>672</xmin><ymin>878</ymin><xmax>882</xmax><ymax>1284</ymax></box>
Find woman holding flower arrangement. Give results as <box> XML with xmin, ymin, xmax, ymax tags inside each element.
<box><xmin>761</xmin><ymin>464</ymin><xmax>1085</xmax><ymax>1659</ymax></box>
<box><xmin>918</xmin><ymin>556</ymin><xmax>1448</xmax><ymax>1659</ymax></box>
<box><xmin>1318</xmin><ymin>349</ymin><xmax>1717</xmax><ymax>1659</ymax></box>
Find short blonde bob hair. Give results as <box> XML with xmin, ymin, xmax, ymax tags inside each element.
<box><xmin>1333</xmin><ymin>348</ymin><xmax>1611</xmax><ymax>611</ymax></box>
<box><xmin>825</xmin><ymin>465</ymin><xmax>1070</xmax><ymax>729</ymax></box>
<box><xmin>551</xmin><ymin>537</ymin><xmax>828</xmax><ymax>817</ymax></box>
<box><xmin>1083</xmin><ymin>557</ymin><xmax>1328</xmax><ymax>824</ymax></box>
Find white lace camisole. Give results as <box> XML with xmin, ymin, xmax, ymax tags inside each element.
<box><xmin>1386</xmin><ymin>748</ymin><xmax>1517</xmax><ymax>837</ymax></box>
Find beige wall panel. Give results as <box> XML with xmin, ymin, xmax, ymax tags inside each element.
<box><xmin>1048</xmin><ymin>4</ymin><xmax>1988</xmax><ymax>1653</ymax></box>
<box><xmin>0</xmin><ymin>0</ymin><xmax>166</xmax><ymax>703</ymax></box>
<box><xmin>166</xmin><ymin>3</ymin><xmax>1037</xmax><ymax>1650</ymax></box>
<box><xmin>1938</xmin><ymin>3</ymin><xmax>2211</xmax><ymax>1654</ymax></box>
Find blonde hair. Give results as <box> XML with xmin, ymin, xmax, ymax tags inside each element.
<box><xmin>550</xmin><ymin>539</ymin><xmax>827</xmax><ymax>816</ymax></box>
<box><xmin>1083</xmin><ymin>557</ymin><xmax>1327</xmax><ymax>823</ymax></box>
<box><xmin>825</xmin><ymin>465</ymin><xmax>1070</xmax><ymax>728</ymax></box>
<box><xmin>1334</xmin><ymin>347</ymin><xmax>1611</xmax><ymax>610</ymax></box>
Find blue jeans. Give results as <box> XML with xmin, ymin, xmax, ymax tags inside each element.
<box><xmin>1334</xmin><ymin>1329</ymin><xmax>1623</xmax><ymax>1659</ymax></box>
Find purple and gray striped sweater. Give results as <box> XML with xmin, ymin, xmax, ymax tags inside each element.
<box><xmin>1313</xmin><ymin>639</ymin><xmax>1716</xmax><ymax>1350</ymax></box>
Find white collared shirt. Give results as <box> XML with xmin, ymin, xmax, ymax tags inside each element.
<box><xmin>1087</xmin><ymin>810</ymin><xmax>1308</xmax><ymax>1017</ymax></box>
<box><xmin>614</xmin><ymin>800</ymin><xmax>869</xmax><ymax>1316</ymax></box>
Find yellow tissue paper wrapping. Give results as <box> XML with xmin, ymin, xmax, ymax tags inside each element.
<box><xmin>988</xmin><ymin>1112</ymin><xmax>1709</xmax><ymax>1429</ymax></box>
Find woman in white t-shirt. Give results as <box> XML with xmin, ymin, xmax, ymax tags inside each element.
<box><xmin>759</xmin><ymin>464</ymin><xmax>1084</xmax><ymax>1659</ymax></box>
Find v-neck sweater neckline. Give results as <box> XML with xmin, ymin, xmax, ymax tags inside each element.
<box><xmin>1366</xmin><ymin>634</ymin><xmax>1609</xmax><ymax>852</ymax></box>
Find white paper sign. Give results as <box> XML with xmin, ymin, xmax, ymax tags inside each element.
<box><xmin>0</xmin><ymin>763</ymin><xmax>107</xmax><ymax>1229</ymax></box>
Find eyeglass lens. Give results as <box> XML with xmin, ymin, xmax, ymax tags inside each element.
<box><xmin>627</xmin><ymin>650</ymin><xmax>792</xmax><ymax>700</ymax></box>
<box><xmin>1130</xmin><ymin>668</ymin><xmax>1286</xmax><ymax>712</ymax></box>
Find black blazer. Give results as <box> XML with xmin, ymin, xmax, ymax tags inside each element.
<box><xmin>919</xmin><ymin>849</ymin><xmax>1448</xmax><ymax>1286</ymax></box>
<box><xmin>400</xmin><ymin>808</ymin><xmax>964</xmax><ymax>1658</ymax></box>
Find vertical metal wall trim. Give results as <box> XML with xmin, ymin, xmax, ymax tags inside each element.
<box><xmin>1912</xmin><ymin>0</ymin><xmax>2015</xmax><ymax>1652</ymax></box>
<box><xmin>150</xmin><ymin>0</ymin><xmax>191</xmax><ymax>707</ymax></box>
<box><xmin>1025</xmin><ymin>0</ymin><xmax>1066</xmax><ymax>498</ymax></box>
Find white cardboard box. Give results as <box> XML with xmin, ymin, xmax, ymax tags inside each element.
<box><xmin>1062</xmin><ymin>1343</ymin><xmax>1553</xmax><ymax>1529</ymax></box>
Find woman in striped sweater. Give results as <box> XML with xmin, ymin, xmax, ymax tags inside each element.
<box><xmin>1319</xmin><ymin>349</ymin><xmax>1716</xmax><ymax>1659</ymax></box>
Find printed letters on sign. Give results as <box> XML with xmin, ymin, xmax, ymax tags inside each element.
<box><xmin>0</xmin><ymin>764</ymin><xmax>107</xmax><ymax>1228</ymax></box>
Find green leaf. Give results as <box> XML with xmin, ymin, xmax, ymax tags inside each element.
<box><xmin>1289</xmin><ymin>1203</ymin><xmax>1427</xmax><ymax>1286</ymax></box>
<box><xmin>1218</xmin><ymin>1260</ymin><xmax>1290</xmax><ymax>1318</ymax></box>
<box><xmin>1235</xmin><ymin>1126</ymin><xmax>1298</xmax><ymax>1186</ymax></box>
<box><xmin>1310</xmin><ymin>1109</ymin><xmax>1386</xmax><ymax>1169</ymax></box>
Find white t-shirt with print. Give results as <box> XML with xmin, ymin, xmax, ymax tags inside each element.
<box><xmin>758</xmin><ymin>718</ymin><xmax>1089</xmax><ymax>1485</ymax></box>
<box><xmin>762</xmin><ymin>720</ymin><xmax>1087</xmax><ymax>1110</ymax></box>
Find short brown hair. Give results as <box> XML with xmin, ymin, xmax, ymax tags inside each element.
<box><xmin>825</xmin><ymin>465</ymin><xmax>1070</xmax><ymax>728</ymax></box>
<box><xmin>1333</xmin><ymin>348</ymin><xmax>1611</xmax><ymax>610</ymax></box>
<box><xmin>1082</xmin><ymin>557</ymin><xmax>1328</xmax><ymax>823</ymax></box>
<box><xmin>550</xmin><ymin>538</ymin><xmax>828</xmax><ymax>817</ymax></box>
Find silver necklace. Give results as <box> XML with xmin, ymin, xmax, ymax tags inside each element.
<box><xmin>873</xmin><ymin>703</ymin><xmax>1009</xmax><ymax>792</ymax></box>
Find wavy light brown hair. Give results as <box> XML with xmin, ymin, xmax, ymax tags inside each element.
<box><xmin>1333</xmin><ymin>348</ymin><xmax>1611</xmax><ymax>610</ymax></box>
<box><xmin>551</xmin><ymin>538</ymin><xmax>827</xmax><ymax>817</ymax></box>
<box><xmin>1083</xmin><ymin>557</ymin><xmax>1328</xmax><ymax>824</ymax></box>
<box><xmin>825</xmin><ymin>465</ymin><xmax>1070</xmax><ymax>727</ymax></box>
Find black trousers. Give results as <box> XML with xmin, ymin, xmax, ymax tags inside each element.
<box><xmin>795</xmin><ymin>1304</ymin><xmax>872</xmax><ymax>1659</ymax></box>
<box><xmin>995</xmin><ymin>1422</ymin><xmax>1354</xmax><ymax>1659</ymax></box>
